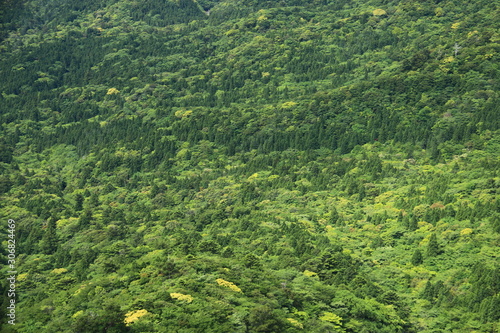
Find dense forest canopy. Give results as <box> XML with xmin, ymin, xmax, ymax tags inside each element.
<box><xmin>0</xmin><ymin>0</ymin><xmax>499</xmax><ymax>332</ymax></box>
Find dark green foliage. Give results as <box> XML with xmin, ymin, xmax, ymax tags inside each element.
<box><xmin>70</xmin><ymin>303</ymin><xmax>130</xmax><ymax>333</ymax></box>
<box><xmin>247</xmin><ymin>305</ymin><xmax>288</xmax><ymax>333</ymax></box>
<box><xmin>0</xmin><ymin>175</ymin><xmax>12</xmax><ymax>194</ymax></box>
<box><xmin>243</xmin><ymin>253</ymin><xmax>261</xmax><ymax>269</ymax></box>
<box><xmin>479</xmin><ymin>294</ymin><xmax>500</xmax><ymax>323</ymax></box>
<box><xmin>130</xmin><ymin>0</ymin><xmax>205</xmax><ymax>26</ymax></box>
<box><xmin>490</xmin><ymin>213</ymin><xmax>500</xmax><ymax>233</ymax></box>
<box><xmin>411</xmin><ymin>249</ymin><xmax>423</xmax><ymax>266</ymax></box>
<box><xmin>78</xmin><ymin>209</ymin><xmax>93</xmax><ymax>230</ymax></box>
<box><xmin>426</xmin><ymin>234</ymin><xmax>441</xmax><ymax>258</ymax></box>
<box><xmin>74</xmin><ymin>193</ymin><xmax>84</xmax><ymax>212</ymax></box>
<box><xmin>40</xmin><ymin>217</ymin><xmax>58</xmax><ymax>255</ymax></box>
<box><xmin>329</xmin><ymin>207</ymin><xmax>340</xmax><ymax>225</ymax></box>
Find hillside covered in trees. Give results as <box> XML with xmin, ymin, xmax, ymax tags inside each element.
<box><xmin>0</xmin><ymin>0</ymin><xmax>499</xmax><ymax>331</ymax></box>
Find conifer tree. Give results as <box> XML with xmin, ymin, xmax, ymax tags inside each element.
<box><xmin>411</xmin><ymin>249</ymin><xmax>423</xmax><ymax>265</ymax></box>
<box><xmin>78</xmin><ymin>209</ymin><xmax>93</xmax><ymax>230</ymax></box>
<box><xmin>490</xmin><ymin>213</ymin><xmax>500</xmax><ymax>233</ymax></box>
<box><xmin>408</xmin><ymin>214</ymin><xmax>418</xmax><ymax>231</ymax></box>
<box><xmin>426</xmin><ymin>233</ymin><xmax>440</xmax><ymax>257</ymax></box>
<box><xmin>74</xmin><ymin>193</ymin><xmax>84</xmax><ymax>212</ymax></box>
<box><xmin>40</xmin><ymin>217</ymin><xmax>58</xmax><ymax>255</ymax></box>
<box><xmin>329</xmin><ymin>207</ymin><xmax>339</xmax><ymax>225</ymax></box>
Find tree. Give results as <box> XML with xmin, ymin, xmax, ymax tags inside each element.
<box><xmin>0</xmin><ymin>175</ymin><xmax>12</xmax><ymax>194</ymax></box>
<box><xmin>490</xmin><ymin>213</ymin><xmax>500</xmax><ymax>233</ymax></box>
<box><xmin>411</xmin><ymin>249</ymin><xmax>423</xmax><ymax>265</ymax></box>
<box><xmin>70</xmin><ymin>302</ymin><xmax>130</xmax><ymax>333</ymax></box>
<box><xmin>149</xmin><ymin>183</ymin><xmax>160</xmax><ymax>198</ymax></box>
<box><xmin>0</xmin><ymin>142</ymin><xmax>13</xmax><ymax>163</ymax></box>
<box><xmin>247</xmin><ymin>305</ymin><xmax>287</xmax><ymax>332</ymax></box>
<box><xmin>329</xmin><ymin>207</ymin><xmax>340</xmax><ymax>224</ymax></box>
<box><xmin>243</xmin><ymin>253</ymin><xmax>261</xmax><ymax>269</ymax></box>
<box><xmin>426</xmin><ymin>234</ymin><xmax>440</xmax><ymax>257</ymax></box>
<box><xmin>89</xmin><ymin>192</ymin><xmax>100</xmax><ymax>207</ymax></box>
<box><xmin>74</xmin><ymin>259</ymin><xmax>88</xmax><ymax>282</ymax></box>
<box><xmin>78</xmin><ymin>209</ymin><xmax>93</xmax><ymax>230</ymax></box>
<box><xmin>408</xmin><ymin>215</ymin><xmax>418</xmax><ymax>231</ymax></box>
<box><xmin>40</xmin><ymin>217</ymin><xmax>58</xmax><ymax>254</ymax></box>
<box><xmin>75</xmin><ymin>193</ymin><xmax>84</xmax><ymax>212</ymax></box>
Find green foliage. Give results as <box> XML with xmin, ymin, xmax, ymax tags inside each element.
<box><xmin>411</xmin><ymin>249</ymin><xmax>423</xmax><ymax>266</ymax></box>
<box><xmin>426</xmin><ymin>233</ymin><xmax>441</xmax><ymax>258</ymax></box>
<box><xmin>0</xmin><ymin>0</ymin><xmax>499</xmax><ymax>331</ymax></box>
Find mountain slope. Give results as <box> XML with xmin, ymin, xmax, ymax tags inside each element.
<box><xmin>0</xmin><ymin>0</ymin><xmax>499</xmax><ymax>332</ymax></box>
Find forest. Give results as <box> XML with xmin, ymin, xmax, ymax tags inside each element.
<box><xmin>0</xmin><ymin>0</ymin><xmax>499</xmax><ymax>331</ymax></box>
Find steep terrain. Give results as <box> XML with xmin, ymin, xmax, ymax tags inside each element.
<box><xmin>0</xmin><ymin>0</ymin><xmax>499</xmax><ymax>332</ymax></box>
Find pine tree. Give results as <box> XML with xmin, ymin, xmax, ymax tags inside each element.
<box><xmin>150</xmin><ymin>183</ymin><xmax>160</xmax><ymax>198</ymax></box>
<box><xmin>78</xmin><ymin>209</ymin><xmax>93</xmax><ymax>230</ymax></box>
<box><xmin>490</xmin><ymin>213</ymin><xmax>500</xmax><ymax>233</ymax></box>
<box><xmin>397</xmin><ymin>210</ymin><xmax>404</xmax><ymax>223</ymax></box>
<box><xmin>408</xmin><ymin>214</ymin><xmax>418</xmax><ymax>231</ymax></box>
<box><xmin>411</xmin><ymin>249</ymin><xmax>423</xmax><ymax>265</ymax></box>
<box><xmin>422</xmin><ymin>280</ymin><xmax>434</xmax><ymax>301</ymax></box>
<box><xmin>74</xmin><ymin>193</ymin><xmax>84</xmax><ymax>212</ymax></box>
<box><xmin>74</xmin><ymin>259</ymin><xmax>87</xmax><ymax>282</ymax></box>
<box><xmin>426</xmin><ymin>233</ymin><xmax>440</xmax><ymax>257</ymax></box>
<box><xmin>40</xmin><ymin>217</ymin><xmax>58</xmax><ymax>255</ymax></box>
<box><xmin>329</xmin><ymin>207</ymin><xmax>339</xmax><ymax>225</ymax></box>
<box><xmin>89</xmin><ymin>192</ymin><xmax>99</xmax><ymax>207</ymax></box>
